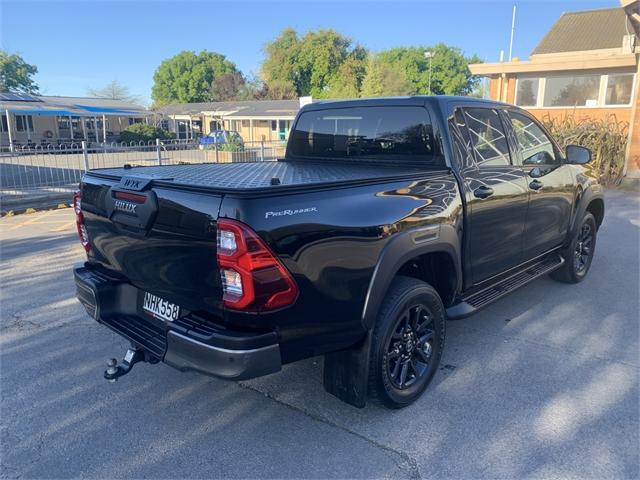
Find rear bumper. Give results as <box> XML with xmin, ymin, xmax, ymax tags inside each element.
<box><xmin>73</xmin><ymin>263</ymin><xmax>281</xmax><ymax>380</ymax></box>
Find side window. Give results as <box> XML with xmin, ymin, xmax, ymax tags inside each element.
<box><xmin>508</xmin><ymin>111</ymin><xmax>560</xmax><ymax>166</ymax></box>
<box><xmin>464</xmin><ymin>108</ymin><xmax>511</xmax><ymax>166</ymax></box>
<box><xmin>449</xmin><ymin>108</ymin><xmax>474</xmax><ymax>169</ymax></box>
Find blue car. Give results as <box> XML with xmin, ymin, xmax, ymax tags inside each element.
<box><xmin>199</xmin><ymin>130</ymin><xmax>244</xmax><ymax>147</ymax></box>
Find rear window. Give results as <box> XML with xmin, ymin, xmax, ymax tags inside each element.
<box><xmin>288</xmin><ymin>106</ymin><xmax>442</xmax><ymax>165</ymax></box>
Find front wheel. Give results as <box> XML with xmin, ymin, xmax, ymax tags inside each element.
<box><xmin>551</xmin><ymin>211</ymin><xmax>597</xmax><ymax>284</ymax></box>
<box><xmin>369</xmin><ymin>276</ymin><xmax>445</xmax><ymax>408</ymax></box>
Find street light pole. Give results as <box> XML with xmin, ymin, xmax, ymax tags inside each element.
<box><xmin>424</xmin><ymin>51</ymin><xmax>433</xmax><ymax>95</ymax></box>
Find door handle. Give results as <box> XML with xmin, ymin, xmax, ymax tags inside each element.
<box><xmin>473</xmin><ymin>186</ymin><xmax>494</xmax><ymax>199</ymax></box>
<box><xmin>529</xmin><ymin>179</ymin><xmax>544</xmax><ymax>190</ymax></box>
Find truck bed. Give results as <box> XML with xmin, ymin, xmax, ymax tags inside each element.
<box><xmin>89</xmin><ymin>160</ymin><xmax>433</xmax><ymax>192</ymax></box>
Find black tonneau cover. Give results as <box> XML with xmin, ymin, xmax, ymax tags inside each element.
<box><xmin>88</xmin><ymin>160</ymin><xmax>434</xmax><ymax>193</ymax></box>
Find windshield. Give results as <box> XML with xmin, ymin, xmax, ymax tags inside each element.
<box><xmin>288</xmin><ymin>106</ymin><xmax>442</xmax><ymax>165</ymax></box>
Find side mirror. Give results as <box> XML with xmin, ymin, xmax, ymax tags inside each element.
<box><xmin>566</xmin><ymin>145</ymin><xmax>592</xmax><ymax>165</ymax></box>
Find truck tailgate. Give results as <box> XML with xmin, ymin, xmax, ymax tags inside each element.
<box><xmin>80</xmin><ymin>174</ymin><xmax>223</xmax><ymax>315</ymax></box>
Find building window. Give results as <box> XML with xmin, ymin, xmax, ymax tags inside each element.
<box><xmin>543</xmin><ymin>74</ymin><xmax>601</xmax><ymax>107</ymax></box>
<box><xmin>605</xmin><ymin>74</ymin><xmax>634</xmax><ymax>106</ymax></box>
<box><xmin>128</xmin><ymin>117</ymin><xmax>144</xmax><ymax>125</ymax></box>
<box><xmin>15</xmin><ymin>115</ymin><xmax>34</xmax><ymax>132</ymax></box>
<box><xmin>160</xmin><ymin>120</ymin><xmax>169</xmax><ymax>131</ymax></box>
<box><xmin>515</xmin><ymin>78</ymin><xmax>539</xmax><ymax>107</ymax></box>
<box><xmin>241</xmin><ymin>120</ymin><xmax>250</xmax><ymax>128</ymax></box>
<box><xmin>0</xmin><ymin>114</ymin><xmax>7</xmax><ymax>132</ymax></box>
<box><xmin>271</xmin><ymin>120</ymin><xmax>278</xmax><ymax>132</ymax></box>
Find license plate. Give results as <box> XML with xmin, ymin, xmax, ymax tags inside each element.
<box><xmin>142</xmin><ymin>292</ymin><xmax>180</xmax><ymax>322</ymax></box>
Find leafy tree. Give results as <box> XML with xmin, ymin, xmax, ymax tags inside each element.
<box><xmin>87</xmin><ymin>80</ymin><xmax>141</xmax><ymax>104</ymax></box>
<box><xmin>258</xmin><ymin>80</ymin><xmax>298</xmax><ymax>100</ymax></box>
<box><xmin>261</xmin><ymin>28</ymin><xmax>367</xmax><ymax>98</ymax></box>
<box><xmin>0</xmin><ymin>50</ymin><xmax>39</xmax><ymax>93</ymax></box>
<box><xmin>260</xmin><ymin>28</ymin><xmax>301</xmax><ymax>92</ymax></box>
<box><xmin>360</xmin><ymin>56</ymin><xmax>413</xmax><ymax>97</ymax></box>
<box><xmin>324</xmin><ymin>55</ymin><xmax>367</xmax><ymax>99</ymax></box>
<box><xmin>377</xmin><ymin>44</ymin><xmax>481</xmax><ymax>95</ymax></box>
<box><xmin>151</xmin><ymin>51</ymin><xmax>239</xmax><ymax>105</ymax></box>
<box><xmin>119</xmin><ymin>123</ymin><xmax>174</xmax><ymax>143</ymax></box>
<box><xmin>210</xmin><ymin>72</ymin><xmax>245</xmax><ymax>101</ymax></box>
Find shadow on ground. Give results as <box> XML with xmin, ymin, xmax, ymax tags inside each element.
<box><xmin>1</xmin><ymin>190</ymin><xmax>638</xmax><ymax>479</ymax></box>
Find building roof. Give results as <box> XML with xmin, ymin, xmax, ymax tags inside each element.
<box><xmin>532</xmin><ymin>7</ymin><xmax>633</xmax><ymax>55</ymax></box>
<box><xmin>154</xmin><ymin>99</ymin><xmax>300</xmax><ymax>118</ymax></box>
<box><xmin>0</xmin><ymin>92</ymin><xmax>147</xmax><ymax>116</ymax></box>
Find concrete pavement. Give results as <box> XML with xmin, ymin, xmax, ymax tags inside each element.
<box><xmin>1</xmin><ymin>190</ymin><xmax>638</xmax><ymax>479</ymax></box>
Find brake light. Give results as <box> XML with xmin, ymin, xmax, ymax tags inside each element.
<box><xmin>73</xmin><ymin>190</ymin><xmax>90</xmax><ymax>252</ymax></box>
<box><xmin>216</xmin><ymin>218</ymin><xmax>298</xmax><ymax>312</ymax></box>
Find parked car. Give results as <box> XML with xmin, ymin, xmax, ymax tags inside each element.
<box><xmin>199</xmin><ymin>130</ymin><xmax>243</xmax><ymax>148</ymax></box>
<box><xmin>73</xmin><ymin>96</ymin><xmax>603</xmax><ymax>408</ymax></box>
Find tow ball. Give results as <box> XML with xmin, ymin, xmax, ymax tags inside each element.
<box><xmin>104</xmin><ymin>346</ymin><xmax>145</xmax><ymax>382</ymax></box>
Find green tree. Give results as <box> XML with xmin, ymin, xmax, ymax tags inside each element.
<box><xmin>258</xmin><ymin>80</ymin><xmax>298</xmax><ymax>100</ymax></box>
<box><xmin>0</xmin><ymin>50</ymin><xmax>38</xmax><ymax>93</ymax></box>
<box><xmin>261</xmin><ymin>28</ymin><xmax>367</xmax><ymax>98</ymax></box>
<box><xmin>360</xmin><ymin>56</ymin><xmax>413</xmax><ymax>97</ymax></box>
<box><xmin>87</xmin><ymin>80</ymin><xmax>141</xmax><ymax>104</ymax></box>
<box><xmin>210</xmin><ymin>72</ymin><xmax>245</xmax><ymax>101</ymax></box>
<box><xmin>324</xmin><ymin>55</ymin><xmax>367</xmax><ymax>98</ymax></box>
<box><xmin>151</xmin><ymin>51</ymin><xmax>239</xmax><ymax>106</ymax></box>
<box><xmin>377</xmin><ymin>44</ymin><xmax>481</xmax><ymax>95</ymax></box>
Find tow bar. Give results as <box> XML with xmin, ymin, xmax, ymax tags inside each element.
<box><xmin>104</xmin><ymin>346</ymin><xmax>146</xmax><ymax>382</ymax></box>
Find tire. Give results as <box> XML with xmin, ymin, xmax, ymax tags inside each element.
<box><xmin>368</xmin><ymin>276</ymin><xmax>445</xmax><ymax>409</ymax></box>
<box><xmin>551</xmin><ymin>212</ymin><xmax>597</xmax><ymax>284</ymax></box>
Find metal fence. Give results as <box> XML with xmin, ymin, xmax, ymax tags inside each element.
<box><xmin>0</xmin><ymin>139</ymin><xmax>286</xmax><ymax>197</ymax></box>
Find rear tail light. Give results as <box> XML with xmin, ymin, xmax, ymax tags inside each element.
<box><xmin>216</xmin><ymin>218</ymin><xmax>298</xmax><ymax>312</ymax></box>
<box><xmin>73</xmin><ymin>190</ymin><xmax>90</xmax><ymax>252</ymax></box>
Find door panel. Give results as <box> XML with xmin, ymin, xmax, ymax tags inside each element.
<box><xmin>456</xmin><ymin>107</ymin><xmax>529</xmax><ymax>284</ymax></box>
<box><xmin>507</xmin><ymin>110</ymin><xmax>574</xmax><ymax>259</ymax></box>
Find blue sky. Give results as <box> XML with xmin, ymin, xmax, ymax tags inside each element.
<box><xmin>1</xmin><ymin>0</ymin><xmax>618</xmax><ymax>104</ymax></box>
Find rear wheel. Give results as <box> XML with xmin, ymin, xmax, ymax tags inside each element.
<box><xmin>369</xmin><ymin>276</ymin><xmax>445</xmax><ymax>408</ymax></box>
<box><xmin>551</xmin><ymin>212</ymin><xmax>597</xmax><ymax>284</ymax></box>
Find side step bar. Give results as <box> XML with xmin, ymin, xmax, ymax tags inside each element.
<box><xmin>446</xmin><ymin>254</ymin><xmax>565</xmax><ymax>319</ymax></box>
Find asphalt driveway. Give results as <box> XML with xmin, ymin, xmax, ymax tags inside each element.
<box><xmin>1</xmin><ymin>189</ymin><xmax>638</xmax><ymax>479</ymax></box>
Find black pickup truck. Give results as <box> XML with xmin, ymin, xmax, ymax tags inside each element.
<box><xmin>73</xmin><ymin>96</ymin><xmax>604</xmax><ymax>408</ymax></box>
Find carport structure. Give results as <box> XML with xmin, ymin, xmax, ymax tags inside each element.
<box><xmin>0</xmin><ymin>92</ymin><xmax>149</xmax><ymax>151</ymax></box>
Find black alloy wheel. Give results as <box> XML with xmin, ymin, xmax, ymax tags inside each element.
<box><xmin>385</xmin><ymin>304</ymin><xmax>435</xmax><ymax>390</ymax></box>
<box><xmin>573</xmin><ymin>221</ymin><xmax>594</xmax><ymax>274</ymax></box>
<box><xmin>551</xmin><ymin>211</ymin><xmax>597</xmax><ymax>284</ymax></box>
<box><xmin>369</xmin><ymin>276</ymin><xmax>445</xmax><ymax>408</ymax></box>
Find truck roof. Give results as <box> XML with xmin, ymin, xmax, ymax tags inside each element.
<box><xmin>303</xmin><ymin>95</ymin><xmax>510</xmax><ymax>111</ymax></box>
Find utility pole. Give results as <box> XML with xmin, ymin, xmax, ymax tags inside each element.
<box><xmin>424</xmin><ymin>51</ymin><xmax>433</xmax><ymax>95</ymax></box>
<box><xmin>508</xmin><ymin>5</ymin><xmax>516</xmax><ymax>61</ymax></box>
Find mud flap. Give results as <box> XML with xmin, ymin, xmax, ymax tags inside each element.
<box><xmin>323</xmin><ymin>331</ymin><xmax>372</xmax><ymax>408</ymax></box>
